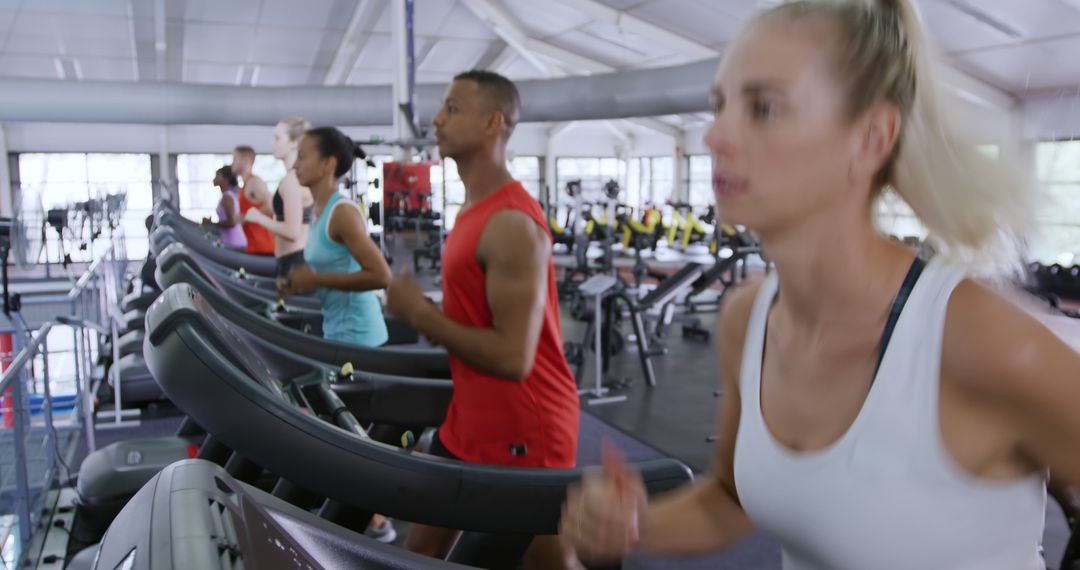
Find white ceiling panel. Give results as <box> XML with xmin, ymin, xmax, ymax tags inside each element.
<box><xmin>184</xmin><ymin>61</ymin><xmax>240</xmax><ymax>85</ymax></box>
<box><xmin>639</xmin><ymin>52</ymin><xmax>700</xmax><ymax>70</ymax></box>
<box><xmin>259</xmin><ymin>0</ymin><xmax>337</xmax><ymax>29</ymax></box>
<box><xmin>418</xmin><ymin>38</ymin><xmax>490</xmax><ymax>73</ymax></box>
<box><xmin>627</xmin><ymin>0</ymin><xmax>742</xmax><ymax>47</ymax></box>
<box><xmin>592</xmin><ymin>0</ymin><xmax>648</xmax><ymax>10</ymax></box>
<box><xmin>434</xmin><ymin>3</ymin><xmax>498</xmax><ymax>40</ymax></box>
<box><xmin>0</xmin><ymin>11</ymin><xmax>15</xmax><ymax>36</ymax></box>
<box><xmin>78</xmin><ymin>57</ymin><xmax>136</xmax><ymax>82</ymax></box>
<box><xmin>959</xmin><ymin>36</ymin><xmax>1080</xmax><ymax>94</ymax></box>
<box><xmin>353</xmin><ymin>33</ymin><xmax>393</xmax><ymax>70</ymax></box>
<box><xmin>502</xmin><ymin>0</ymin><xmax>591</xmax><ymax>38</ymax></box>
<box><xmin>55</xmin><ymin>15</ymin><xmax>132</xmax><ymax>40</ymax></box>
<box><xmin>920</xmin><ymin>1</ymin><xmax>1017</xmax><ymax>54</ymax></box>
<box><xmin>184</xmin><ymin>22</ymin><xmax>252</xmax><ymax>64</ymax></box>
<box><xmin>0</xmin><ymin>54</ymin><xmax>58</xmax><ymax>78</ymax></box>
<box><xmin>62</xmin><ymin>35</ymin><xmax>134</xmax><ymax>59</ymax></box>
<box><xmin>9</xmin><ymin>11</ymin><xmax>59</xmax><ymax>35</ymax></box>
<box><xmin>345</xmin><ymin>67</ymin><xmax>392</xmax><ymax>85</ymax></box>
<box><xmin>0</xmin><ymin>0</ymin><xmax>22</xmax><ymax>10</ymax></box>
<box><xmin>184</xmin><ymin>0</ymin><xmax>262</xmax><ymax>25</ymax></box>
<box><xmin>249</xmin><ymin>27</ymin><xmax>330</xmax><ymax>66</ymax></box>
<box><xmin>415</xmin><ymin>70</ymin><xmax>456</xmax><ymax>84</ymax></box>
<box><xmin>413</xmin><ymin>0</ymin><xmax>459</xmax><ymax>36</ymax></box>
<box><xmin>947</xmin><ymin>0</ymin><xmax>1080</xmax><ymax>46</ymax></box>
<box><xmin>4</xmin><ymin>33</ymin><xmax>60</xmax><ymax>56</ymax></box>
<box><xmin>694</xmin><ymin>0</ymin><xmax>760</xmax><ymax>22</ymax></box>
<box><xmin>254</xmin><ymin>64</ymin><xmax>313</xmax><ymax>86</ymax></box>
<box><xmin>23</xmin><ymin>0</ymin><xmax>129</xmax><ymax>17</ymax></box>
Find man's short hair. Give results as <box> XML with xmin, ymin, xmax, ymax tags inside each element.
<box><xmin>233</xmin><ymin>145</ymin><xmax>256</xmax><ymax>160</ymax></box>
<box><xmin>453</xmin><ymin>70</ymin><xmax>521</xmax><ymax>135</ymax></box>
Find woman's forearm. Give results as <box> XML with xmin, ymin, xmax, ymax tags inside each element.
<box><xmin>314</xmin><ymin>270</ymin><xmax>390</xmax><ymax>292</ymax></box>
<box><xmin>634</xmin><ymin>477</ymin><xmax>753</xmax><ymax>556</ymax></box>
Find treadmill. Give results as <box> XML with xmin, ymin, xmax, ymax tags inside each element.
<box><xmin>78</xmin><ymin>459</ymin><xmax>466</xmax><ymax>570</ymax></box>
<box><xmin>153</xmin><ymin>209</ymin><xmax>277</xmax><ymax>277</ymax></box>
<box><xmin>155</xmin><ymin>243</ymin><xmax>449</xmax><ymax>379</ymax></box>
<box><xmin>143</xmin><ymin>283</ymin><xmax>692</xmax><ymax>567</ymax></box>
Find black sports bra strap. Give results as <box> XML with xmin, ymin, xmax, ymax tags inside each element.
<box><xmin>873</xmin><ymin>256</ymin><xmax>927</xmax><ymax>380</ymax></box>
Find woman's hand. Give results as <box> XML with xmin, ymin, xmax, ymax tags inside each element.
<box><xmin>560</xmin><ymin>443</ymin><xmax>647</xmax><ymax>565</ymax></box>
<box><xmin>285</xmin><ymin>264</ymin><xmax>318</xmax><ymax>294</ymax></box>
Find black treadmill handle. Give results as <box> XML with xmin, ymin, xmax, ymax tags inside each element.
<box><xmin>316</xmin><ymin>383</ymin><xmax>368</xmax><ymax>438</ymax></box>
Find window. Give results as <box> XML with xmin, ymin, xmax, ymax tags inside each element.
<box><xmin>874</xmin><ymin>190</ymin><xmax>927</xmax><ymax>240</ymax></box>
<box><xmin>553</xmin><ymin>157</ymin><xmax>629</xmax><ymax>206</ymax></box>
<box><xmin>1034</xmin><ymin>141</ymin><xmax>1080</xmax><ymax>264</ymax></box>
<box><xmin>508</xmin><ymin>156</ymin><xmax>541</xmax><ymax>199</ymax></box>
<box><xmin>431</xmin><ymin>158</ymin><xmax>464</xmax><ymax>229</ymax></box>
<box><xmin>176</xmin><ymin>154</ymin><xmax>286</xmax><ymax>224</ymax></box>
<box><xmin>688</xmin><ymin>155</ymin><xmax>712</xmax><ymax>208</ymax></box>
<box><xmin>17</xmin><ymin>153</ymin><xmax>153</xmax><ymax>261</ymax></box>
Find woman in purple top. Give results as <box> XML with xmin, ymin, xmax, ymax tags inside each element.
<box><xmin>203</xmin><ymin>165</ymin><xmax>247</xmax><ymax>250</ymax></box>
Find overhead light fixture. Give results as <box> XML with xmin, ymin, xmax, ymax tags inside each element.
<box><xmin>944</xmin><ymin>0</ymin><xmax>1025</xmax><ymax>40</ymax></box>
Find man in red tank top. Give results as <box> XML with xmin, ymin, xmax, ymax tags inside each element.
<box><xmin>387</xmin><ymin>71</ymin><xmax>578</xmax><ymax>567</ymax></box>
<box><xmin>231</xmin><ymin>146</ymin><xmax>275</xmax><ymax>255</ymax></box>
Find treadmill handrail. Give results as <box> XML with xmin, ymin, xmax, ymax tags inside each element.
<box><xmin>155</xmin><ymin>245</ymin><xmax>451</xmax><ymax>379</ymax></box>
<box><xmin>144</xmin><ymin>284</ymin><xmax>693</xmax><ymax>534</ymax></box>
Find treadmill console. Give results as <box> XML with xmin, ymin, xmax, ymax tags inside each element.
<box><xmin>94</xmin><ymin>459</ymin><xmax>465</xmax><ymax>569</ymax></box>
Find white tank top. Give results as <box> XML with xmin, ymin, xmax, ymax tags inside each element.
<box><xmin>733</xmin><ymin>257</ymin><xmax>1047</xmax><ymax>570</ymax></box>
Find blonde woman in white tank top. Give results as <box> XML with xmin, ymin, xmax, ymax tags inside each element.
<box><xmin>558</xmin><ymin>1</ymin><xmax>1080</xmax><ymax>569</ymax></box>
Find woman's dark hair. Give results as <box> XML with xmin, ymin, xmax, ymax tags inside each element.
<box><xmin>215</xmin><ymin>165</ymin><xmax>238</xmax><ymax>187</ymax></box>
<box><xmin>306</xmin><ymin>126</ymin><xmax>363</xmax><ymax>178</ymax></box>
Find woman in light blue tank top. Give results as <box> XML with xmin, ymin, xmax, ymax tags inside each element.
<box><xmin>282</xmin><ymin>126</ymin><xmax>390</xmax><ymax>347</ymax></box>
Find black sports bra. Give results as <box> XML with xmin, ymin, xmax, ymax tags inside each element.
<box><xmin>272</xmin><ymin>189</ymin><xmax>313</xmax><ymax>223</ymax></box>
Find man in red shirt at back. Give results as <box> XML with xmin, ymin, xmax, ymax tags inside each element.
<box><xmin>387</xmin><ymin>70</ymin><xmax>579</xmax><ymax>568</ymax></box>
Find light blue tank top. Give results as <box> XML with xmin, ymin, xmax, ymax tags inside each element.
<box><xmin>303</xmin><ymin>192</ymin><xmax>388</xmax><ymax>347</ymax></box>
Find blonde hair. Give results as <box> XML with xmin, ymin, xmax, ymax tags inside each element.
<box><xmin>756</xmin><ymin>0</ymin><xmax>1036</xmax><ymax>277</ymax></box>
<box><xmin>279</xmin><ymin>116</ymin><xmax>311</xmax><ymax>142</ymax></box>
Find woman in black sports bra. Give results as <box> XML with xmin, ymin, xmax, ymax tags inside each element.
<box><xmin>243</xmin><ymin>116</ymin><xmax>316</xmax><ymax>281</ymax></box>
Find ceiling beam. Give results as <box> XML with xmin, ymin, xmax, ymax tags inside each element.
<box><xmin>547</xmin><ymin>121</ymin><xmax>577</xmax><ymax>139</ymax></box>
<box><xmin>153</xmin><ymin>0</ymin><xmax>166</xmax><ymax>80</ymax></box>
<box><xmin>485</xmin><ymin>46</ymin><xmax>516</xmax><ymax>72</ymax></box>
<box><xmin>414</xmin><ymin>38</ymin><xmax>437</xmax><ymax>70</ymax></box>
<box><xmin>940</xmin><ymin>64</ymin><xmax>1017</xmax><ymax>111</ymax></box>
<box><xmin>528</xmin><ymin>40</ymin><xmax>613</xmax><ymax>74</ymax></box>
<box><xmin>164</xmin><ymin>0</ymin><xmax>187</xmax><ymax>82</ymax></box>
<box><xmin>625</xmin><ymin>117</ymin><xmax>682</xmax><ymax>138</ymax></box>
<box><xmin>551</xmin><ymin>0</ymin><xmax>717</xmax><ymax>60</ymax></box>
<box><xmin>471</xmin><ymin>39</ymin><xmax>508</xmax><ymax>70</ymax></box>
<box><xmin>127</xmin><ymin>0</ymin><xmax>156</xmax><ymax>81</ymax></box>
<box><xmin>322</xmin><ymin>0</ymin><xmax>386</xmax><ymax>86</ymax></box>
<box><xmin>603</xmin><ymin>120</ymin><xmax>633</xmax><ymax>145</ymax></box>
<box><xmin>305</xmin><ymin>0</ymin><xmax>362</xmax><ymax>85</ymax></box>
<box><xmin>460</xmin><ymin>0</ymin><xmax>558</xmax><ymax>77</ymax></box>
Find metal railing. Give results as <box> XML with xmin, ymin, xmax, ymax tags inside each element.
<box><xmin>1</xmin><ymin>228</ymin><xmax>133</xmax><ymax>567</ymax></box>
<box><xmin>0</xmin><ymin>323</ymin><xmax>54</xmax><ymax>568</ymax></box>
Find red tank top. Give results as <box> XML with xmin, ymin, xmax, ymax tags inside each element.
<box><xmin>237</xmin><ymin>182</ymin><xmax>275</xmax><ymax>255</ymax></box>
<box><xmin>438</xmin><ymin>181</ymin><xmax>579</xmax><ymax>467</ymax></box>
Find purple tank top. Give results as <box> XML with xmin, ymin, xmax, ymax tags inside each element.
<box><xmin>216</xmin><ymin>188</ymin><xmax>247</xmax><ymax>249</ymax></box>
